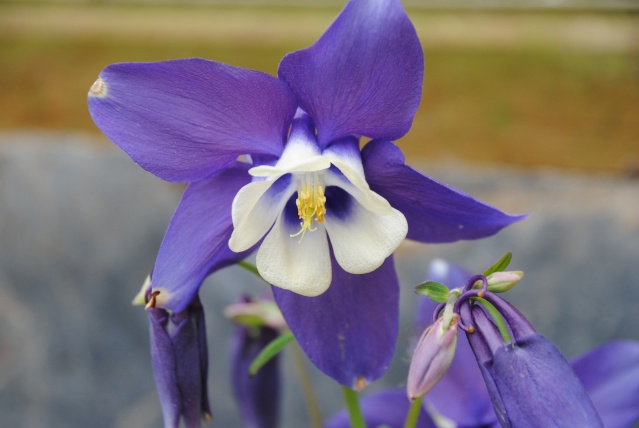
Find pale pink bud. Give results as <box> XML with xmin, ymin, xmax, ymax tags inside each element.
<box><xmin>407</xmin><ymin>315</ymin><xmax>459</xmax><ymax>401</ymax></box>
<box><xmin>486</xmin><ymin>270</ymin><xmax>524</xmax><ymax>293</ymax></box>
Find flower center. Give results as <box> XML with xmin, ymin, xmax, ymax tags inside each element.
<box><xmin>290</xmin><ymin>172</ymin><xmax>326</xmax><ymax>242</ymax></box>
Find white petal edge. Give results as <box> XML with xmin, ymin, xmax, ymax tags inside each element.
<box><xmin>325</xmin><ymin>199</ymin><xmax>408</xmax><ymax>274</ymax></box>
<box><xmin>256</xmin><ymin>215</ymin><xmax>332</xmax><ymax>296</ymax></box>
<box><xmin>228</xmin><ymin>178</ymin><xmax>293</xmax><ymax>252</ymax></box>
<box><xmin>323</xmin><ymin>164</ymin><xmax>393</xmax><ymax>216</ymax></box>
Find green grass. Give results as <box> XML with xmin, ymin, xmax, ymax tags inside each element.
<box><xmin>1</xmin><ymin>4</ymin><xmax>638</xmax><ymax>173</ymax></box>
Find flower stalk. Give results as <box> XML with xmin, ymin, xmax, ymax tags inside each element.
<box><xmin>403</xmin><ymin>395</ymin><xmax>424</xmax><ymax>428</ymax></box>
<box><xmin>341</xmin><ymin>386</ymin><xmax>367</xmax><ymax>428</ymax></box>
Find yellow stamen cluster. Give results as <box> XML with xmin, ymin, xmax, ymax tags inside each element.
<box><xmin>290</xmin><ymin>177</ymin><xmax>326</xmax><ymax>243</ymax></box>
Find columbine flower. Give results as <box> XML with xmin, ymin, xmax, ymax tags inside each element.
<box><xmin>88</xmin><ymin>0</ymin><xmax>522</xmax><ymax>386</ymax></box>
<box><xmin>146</xmin><ymin>289</ymin><xmax>212</xmax><ymax>428</ymax></box>
<box><xmin>226</xmin><ymin>295</ymin><xmax>285</xmax><ymax>428</ymax></box>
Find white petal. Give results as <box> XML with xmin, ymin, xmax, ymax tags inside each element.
<box><xmin>250</xmin><ymin>127</ymin><xmax>330</xmax><ymax>177</ymax></box>
<box><xmin>249</xmin><ymin>155</ymin><xmax>331</xmax><ymax>177</ymax></box>
<box><xmin>228</xmin><ymin>177</ymin><xmax>294</xmax><ymax>252</ymax></box>
<box><xmin>325</xmin><ymin>199</ymin><xmax>408</xmax><ymax>274</ymax></box>
<box><xmin>322</xmin><ymin>142</ymin><xmax>367</xmax><ymax>184</ymax></box>
<box><xmin>256</xmin><ymin>215</ymin><xmax>332</xmax><ymax>296</ymax></box>
<box><xmin>322</xmin><ymin>150</ymin><xmax>393</xmax><ymax>215</ymax></box>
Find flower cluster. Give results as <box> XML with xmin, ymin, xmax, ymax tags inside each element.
<box><xmin>326</xmin><ymin>260</ymin><xmax>639</xmax><ymax>428</ymax></box>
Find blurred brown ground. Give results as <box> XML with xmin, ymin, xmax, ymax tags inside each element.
<box><xmin>0</xmin><ymin>4</ymin><xmax>638</xmax><ymax>174</ymax></box>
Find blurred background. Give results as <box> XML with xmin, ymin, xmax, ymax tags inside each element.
<box><xmin>0</xmin><ymin>1</ymin><xmax>638</xmax><ymax>427</ymax></box>
<box><xmin>2</xmin><ymin>0</ymin><xmax>639</xmax><ymax>173</ymax></box>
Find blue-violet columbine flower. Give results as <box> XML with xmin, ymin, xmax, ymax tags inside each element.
<box><xmin>88</xmin><ymin>0</ymin><xmax>523</xmax><ymax>387</ymax></box>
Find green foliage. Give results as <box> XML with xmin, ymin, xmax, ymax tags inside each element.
<box><xmin>415</xmin><ymin>281</ymin><xmax>450</xmax><ymax>303</ymax></box>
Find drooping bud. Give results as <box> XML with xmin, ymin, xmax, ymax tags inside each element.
<box><xmin>407</xmin><ymin>315</ymin><xmax>459</xmax><ymax>401</ymax></box>
<box><xmin>460</xmin><ymin>293</ymin><xmax>604</xmax><ymax>427</ymax></box>
<box><xmin>148</xmin><ymin>294</ymin><xmax>212</xmax><ymax>428</ymax></box>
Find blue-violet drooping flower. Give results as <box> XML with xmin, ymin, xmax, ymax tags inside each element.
<box><xmin>148</xmin><ymin>291</ymin><xmax>211</xmax><ymax>428</ymax></box>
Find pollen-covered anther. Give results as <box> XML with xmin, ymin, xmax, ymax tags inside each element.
<box><xmin>290</xmin><ymin>174</ymin><xmax>326</xmax><ymax>242</ymax></box>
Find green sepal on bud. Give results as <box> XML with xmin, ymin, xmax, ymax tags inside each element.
<box><xmin>415</xmin><ymin>281</ymin><xmax>450</xmax><ymax>303</ymax></box>
<box><xmin>224</xmin><ymin>299</ymin><xmax>287</xmax><ymax>330</ymax></box>
<box><xmin>483</xmin><ymin>251</ymin><xmax>513</xmax><ymax>277</ymax></box>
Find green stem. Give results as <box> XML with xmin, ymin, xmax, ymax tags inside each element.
<box><xmin>403</xmin><ymin>395</ymin><xmax>424</xmax><ymax>428</ymax></box>
<box><xmin>290</xmin><ymin>342</ymin><xmax>323</xmax><ymax>428</ymax></box>
<box><xmin>237</xmin><ymin>260</ymin><xmax>263</xmax><ymax>280</ymax></box>
<box><xmin>341</xmin><ymin>386</ymin><xmax>367</xmax><ymax>428</ymax></box>
<box><xmin>472</xmin><ymin>296</ymin><xmax>513</xmax><ymax>343</ymax></box>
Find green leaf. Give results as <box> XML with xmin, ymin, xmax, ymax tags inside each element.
<box><xmin>249</xmin><ymin>331</ymin><xmax>295</xmax><ymax>376</ymax></box>
<box><xmin>415</xmin><ymin>281</ymin><xmax>450</xmax><ymax>303</ymax></box>
<box><xmin>483</xmin><ymin>252</ymin><xmax>513</xmax><ymax>277</ymax></box>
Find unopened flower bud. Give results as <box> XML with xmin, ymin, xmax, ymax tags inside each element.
<box><xmin>228</xmin><ymin>295</ymin><xmax>282</xmax><ymax>428</ymax></box>
<box><xmin>407</xmin><ymin>315</ymin><xmax>459</xmax><ymax>401</ymax></box>
<box><xmin>224</xmin><ymin>297</ymin><xmax>286</xmax><ymax>330</ymax></box>
<box><xmin>486</xmin><ymin>270</ymin><xmax>523</xmax><ymax>293</ymax></box>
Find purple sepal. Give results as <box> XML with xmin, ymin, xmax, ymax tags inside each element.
<box><xmin>466</xmin><ymin>304</ymin><xmax>604</xmax><ymax>428</ymax></box>
<box><xmin>361</xmin><ymin>140</ymin><xmax>526</xmax><ymax>243</ymax></box>
<box><xmin>324</xmin><ymin>388</ymin><xmax>436</xmax><ymax>428</ymax></box>
<box><xmin>278</xmin><ymin>0</ymin><xmax>423</xmax><ymax>147</ymax></box>
<box><xmin>272</xmin><ymin>255</ymin><xmax>398</xmax><ymax>388</ymax></box>
<box><xmin>426</xmin><ymin>332</ymin><xmax>498</xmax><ymax>428</ymax></box>
<box><xmin>152</xmin><ymin>163</ymin><xmax>254</xmax><ymax>313</ymax></box>
<box><xmin>571</xmin><ymin>340</ymin><xmax>639</xmax><ymax>428</ymax></box>
<box><xmin>230</xmin><ymin>308</ymin><xmax>281</xmax><ymax>428</ymax></box>
<box><xmin>149</xmin><ymin>296</ymin><xmax>211</xmax><ymax>428</ymax></box>
<box><xmin>89</xmin><ymin>59</ymin><xmax>297</xmax><ymax>182</ymax></box>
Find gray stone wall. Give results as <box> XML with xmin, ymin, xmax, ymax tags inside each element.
<box><xmin>1</xmin><ymin>132</ymin><xmax>637</xmax><ymax>427</ymax></box>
